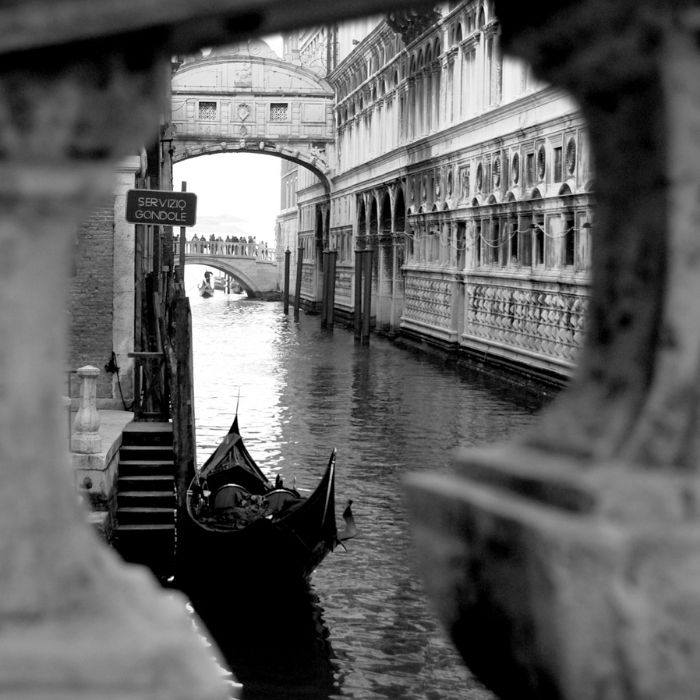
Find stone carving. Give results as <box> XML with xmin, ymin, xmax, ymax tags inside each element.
<box><xmin>566</xmin><ymin>137</ymin><xmax>577</xmax><ymax>174</ymax></box>
<box><xmin>511</xmin><ymin>152</ymin><xmax>520</xmax><ymax>184</ymax></box>
<box><xmin>537</xmin><ymin>144</ymin><xmax>546</xmax><ymax>180</ymax></box>
<box><xmin>237</xmin><ymin>103</ymin><xmax>250</xmax><ymax>121</ymax></box>
<box><xmin>233</xmin><ymin>63</ymin><xmax>252</xmax><ymax>87</ymax></box>
<box><xmin>459</xmin><ymin>165</ymin><xmax>470</xmax><ymax>199</ymax></box>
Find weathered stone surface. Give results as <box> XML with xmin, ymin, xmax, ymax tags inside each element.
<box><xmin>0</xmin><ymin>35</ymin><xmax>228</xmax><ymax>700</ymax></box>
<box><xmin>406</xmin><ymin>451</ymin><xmax>700</xmax><ymax>700</ymax></box>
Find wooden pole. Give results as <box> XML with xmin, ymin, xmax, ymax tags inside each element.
<box><xmin>320</xmin><ymin>250</ymin><xmax>329</xmax><ymax>329</ymax></box>
<box><xmin>328</xmin><ymin>250</ymin><xmax>337</xmax><ymax>331</ymax></box>
<box><xmin>283</xmin><ymin>248</ymin><xmax>291</xmax><ymax>315</ymax></box>
<box><xmin>178</xmin><ymin>180</ymin><xmax>186</xmax><ymax>285</ymax></box>
<box><xmin>354</xmin><ymin>249</ymin><xmax>362</xmax><ymax>342</ymax></box>
<box><xmin>294</xmin><ymin>245</ymin><xmax>303</xmax><ymax>321</ymax></box>
<box><xmin>362</xmin><ymin>249</ymin><xmax>373</xmax><ymax>345</ymax></box>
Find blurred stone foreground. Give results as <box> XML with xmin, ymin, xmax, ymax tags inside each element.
<box><xmin>2</xmin><ymin>1</ymin><xmax>700</xmax><ymax>700</ymax></box>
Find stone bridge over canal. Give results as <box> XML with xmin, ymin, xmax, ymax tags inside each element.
<box><xmin>180</xmin><ymin>238</ymin><xmax>279</xmax><ymax>298</ymax></box>
<box><xmin>169</xmin><ymin>38</ymin><xmax>334</xmax><ymax>189</ymax></box>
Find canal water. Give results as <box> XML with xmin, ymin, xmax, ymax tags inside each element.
<box><xmin>184</xmin><ymin>280</ymin><xmax>547</xmax><ymax>700</ymax></box>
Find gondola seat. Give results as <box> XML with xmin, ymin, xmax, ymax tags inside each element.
<box><xmin>264</xmin><ymin>488</ymin><xmax>301</xmax><ymax>513</ymax></box>
<box><xmin>212</xmin><ymin>483</ymin><xmax>249</xmax><ymax>510</ymax></box>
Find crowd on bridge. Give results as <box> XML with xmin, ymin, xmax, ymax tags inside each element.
<box><xmin>184</xmin><ymin>233</ymin><xmax>273</xmax><ymax>260</ymax></box>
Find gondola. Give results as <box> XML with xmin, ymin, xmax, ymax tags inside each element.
<box><xmin>197</xmin><ymin>281</ymin><xmax>214</xmax><ymax>298</ymax></box>
<box><xmin>198</xmin><ymin>271</ymin><xmax>215</xmax><ymax>298</ymax></box>
<box><xmin>181</xmin><ymin>414</ymin><xmax>356</xmax><ymax>582</ymax></box>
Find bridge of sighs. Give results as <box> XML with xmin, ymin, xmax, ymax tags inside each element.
<box><xmin>169</xmin><ymin>39</ymin><xmax>334</xmax><ymax>189</ymax></box>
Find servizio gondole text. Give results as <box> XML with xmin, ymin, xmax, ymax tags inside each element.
<box><xmin>134</xmin><ymin>197</ymin><xmax>189</xmax><ymax>223</ymax></box>
<box><xmin>125</xmin><ymin>189</ymin><xmax>197</xmax><ymax>227</ymax></box>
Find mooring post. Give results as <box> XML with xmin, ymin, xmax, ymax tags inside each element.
<box><xmin>70</xmin><ymin>365</ymin><xmax>101</xmax><ymax>454</ymax></box>
<box><xmin>328</xmin><ymin>250</ymin><xmax>337</xmax><ymax>331</ymax></box>
<box><xmin>178</xmin><ymin>181</ymin><xmax>187</xmax><ymax>283</ymax></box>
<box><xmin>320</xmin><ymin>250</ymin><xmax>329</xmax><ymax>329</ymax></box>
<box><xmin>293</xmin><ymin>245</ymin><xmax>303</xmax><ymax>322</ymax></box>
<box><xmin>283</xmin><ymin>248</ymin><xmax>291</xmax><ymax>315</ymax></box>
<box><xmin>361</xmin><ymin>249</ymin><xmax>373</xmax><ymax>345</ymax></box>
<box><xmin>354</xmin><ymin>249</ymin><xmax>363</xmax><ymax>342</ymax></box>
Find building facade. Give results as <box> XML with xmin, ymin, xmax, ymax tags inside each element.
<box><xmin>278</xmin><ymin>0</ymin><xmax>594</xmax><ymax>384</ymax></box>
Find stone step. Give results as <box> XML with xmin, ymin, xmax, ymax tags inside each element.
<box><xmin>118</xmin><ymin>491</ymin><xmax>175</xmax><ymax>509</ymax></box>
<box><xmin>121</xmin><ymin>422</ymin><xmax>173</xmax><ymax>447</ymax></box>
<box><xmin>119</xmin><ymin>444</ymin><xmax>174</xmax><ymax>462</ymax></box>
<box><xmin>117</xmin><ymin>506</ymin><xmax>175</xmax><ymax>526</ymax></box>
<box><xmin>114</xmin><ymin>523</ymin><xmax>176</xmax><ymax>533</ymax></box>
<box><xmin>118</xmin><ymin>474</ymin><xmax>174</xmax><ymax>490</ymax></box>
<box><xmin>118</xmin><ymin>460</ymin><xmax>174</xmax><ymax>477</ymax></box>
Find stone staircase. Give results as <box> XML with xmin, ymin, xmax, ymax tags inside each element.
<box><xmin>113</xmin><ymin>421</ymin><xmax>176</xmax><ymax>580</ymax></box>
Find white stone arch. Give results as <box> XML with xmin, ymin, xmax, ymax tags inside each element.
<box><xmin>170</xmin><ymin>38</ymin><xmax>334</xmax><ymax>191</ymax></box>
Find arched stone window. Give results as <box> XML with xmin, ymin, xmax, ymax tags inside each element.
<box><xmin>369</xmin><ymin>198</ymin><xmax>378</xmax><ymax>237</ymax></box>
<box><xmin>394</xmin><ymin>188</ymin><xmax>406</xmax><ymax>233</ymax></box>
<box><xmin>357</xmin><ymin>198</ymin><xmax>367</xmax><ymax>238</ymax></box>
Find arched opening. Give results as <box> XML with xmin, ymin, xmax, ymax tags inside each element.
<box><xmin>357</xmin><ymin>198</ymin><xmax>367</xmax><ymax>238</ymax></box>
<box><xmin>395</xmin><ymin>187</ymin><xmax>406</xmax><ymax>233</ymax></box>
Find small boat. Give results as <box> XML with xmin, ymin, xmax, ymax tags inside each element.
<box><xmin>213</xmin><ymin>274</ymin><xmax>226</xmax><ymax>291</ymax></box>
<box><xmin>198</xmin><ymin>271</ymin><xmax>215</xmax><ymax>298</ymax></box>
<box><xmin>181</xmin><ymin>414</ymin><xmax>356</xmax><ymax>582</ymax></box>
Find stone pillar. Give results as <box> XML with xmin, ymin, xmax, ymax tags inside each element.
<box><xmin>405</xmin><ymin>3</ymin><xmax>700</xmax><ymax>700</ymax></box>
<box><xmin>112</xmin><ymin>157</ymin><xmax>140</xmax><ymax>407</ymax></box>
<box><xmin>390</xmin><ymin>232</ymin><xmax>405</xmax><ymax>329</ymax></box>
<box><xmin>71</xmin><ymin>365</ymin><xmax>101</xmax><ymax>453</ymax></box>
<box><xmin>0</xmin><ymin>34</ymin><xmax>227</xmax><ymax>700</ymax></box>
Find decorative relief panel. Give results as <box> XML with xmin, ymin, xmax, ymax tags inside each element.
<box><xmin>336</xmin><ymin>270</ymin><xmax>353</xmax><ymax>297</ymax></box>
<box><xmin>566</xmin><ymin>137</ymin><xmax>577</xmax><ymax>175</ymax></box>
<box><xmin>403</xmin><ymin>273</ymin><xmax>453</xmax><ymax>329</ymax></box>
<box><xmin>511</xmin><ymin>152</ymin><xmax>520</xmax><ymax>184</ymax></box>
<box><xmin>465</xmin><ymin>282</ymin><xmax>587</xmax><ymax>362</ymax></box>
<box><xmin>459</xmin><ymin>165</ymin><xmax>470</xmax><ymax>199</ymax></box>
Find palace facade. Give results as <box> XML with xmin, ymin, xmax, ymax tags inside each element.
<box><xmin>277</xmin><ymin>0</ymin><xmax>594</xmax><ymax>385</ymax></box>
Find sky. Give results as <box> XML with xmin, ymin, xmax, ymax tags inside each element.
<box><xmin>173</xmin><ymin>34</ymin><xmax>284</xmax><ymax>247</ymax></box>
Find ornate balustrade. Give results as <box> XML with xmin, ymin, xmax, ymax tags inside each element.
<box><xmin>463</xmin><ymin>273</ymin><xmax>588</xmax><ymax>369</ymax></box>
<box><xmin>177</xmin><ymin>237</ymin><xmax>275</xmax><ymax>261</ymax></box>
<box><xmin>400</xmin><ymin>266</ymin><xmax>588</xmax><ymax>375</ymax></box>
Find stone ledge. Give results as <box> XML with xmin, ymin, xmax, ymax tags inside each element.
<box><xmin>73</xmin><ymin>410</ymin><xmax>134</xmax><ymax>512</ymax></box>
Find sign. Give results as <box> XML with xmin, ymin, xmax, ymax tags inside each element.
<box><xmin>126</xmin><ymin>189</ymin><xmax>197</xmax><ymax>226</ymax></box>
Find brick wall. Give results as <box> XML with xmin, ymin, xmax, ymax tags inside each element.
<box><xmin>68</xmin><ymin>201</ymin><xmax>115</xmax><ymax>401</ymax></box>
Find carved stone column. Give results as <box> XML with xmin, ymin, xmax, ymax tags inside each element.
<box><xmin>71</xmin><ymin>365</ymin><xmax>101</xmax><ymax>453</ymax></box>
<box><xmin>0</xmin><ymin>38</ymin><xmax>227</xmax><ymax>699</ymax></box>
<box><xmin>405</xmin><ymin>3</ymin><xmax>700</xmax><ymax>699</ymax></box>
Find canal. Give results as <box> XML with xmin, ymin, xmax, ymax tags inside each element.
<box><xmin>184</xmin><ymin>279</ymin><xmax>548</xmax><ymax>700</ymax></box>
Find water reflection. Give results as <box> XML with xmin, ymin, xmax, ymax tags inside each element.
<box><xmin>186</xmin><ymin>286</ymin><xmax>546</xmax><ymax>699</ymax></box>
<box><xmin>189</xmin><ymin>574</ymin><xmax>338</xmax><ymax>700</ymax></box>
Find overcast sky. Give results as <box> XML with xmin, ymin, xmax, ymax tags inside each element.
<box><xmin>173</xmin><ymin>35</ymin><xmax>284</xmax><ymax>247</ymax></box>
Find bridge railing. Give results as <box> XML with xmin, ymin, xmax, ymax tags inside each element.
<box><xmin>175</xmin><ymin>236</ymin><xmax>275</xmax><ymax>261</ymax></box>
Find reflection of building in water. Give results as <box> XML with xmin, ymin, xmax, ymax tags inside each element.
<box><xmin>277</xmin><ymin>0</ymin><xmax>593</xmax><ymax>385</ymax></box>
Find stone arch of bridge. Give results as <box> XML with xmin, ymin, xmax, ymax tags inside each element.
<box><xmin>170</xmin><ymin>39</ymin><xmax>334</xmax><ymax>191</ymax></box>
<box><xmin>184</xmin><ymin>255</ymin><xmax>259</xmax><ymax>295</ymax></box>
